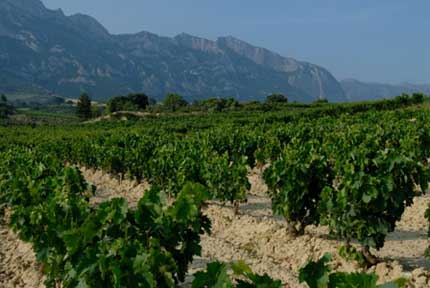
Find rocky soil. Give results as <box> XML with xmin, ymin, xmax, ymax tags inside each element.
<box><xmin>0</xmin><ymin>211</ymin><xmax>45</xmax><ymax>288</ymax></box>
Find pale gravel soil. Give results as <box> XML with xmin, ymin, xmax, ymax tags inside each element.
<box><xmin>81</xmin><ymin>167</ymin><xmax>151</xmax><ymax>208</ymax></box>
<box><xmin>0</xmin><ymin>213</ymin><xmax>45</xmax><ymax>288</ymax></box>
<box><xmin>1</xmin><ymin>167</ymin><xmax>430</xmax><ymax>287</ymax></box>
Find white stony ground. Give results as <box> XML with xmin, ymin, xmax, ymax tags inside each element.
<box><xmin>0</xmin><ymin>210</ymin><xmax>45</xmax><ymax>288</ymax></box>
<box><xmin>1</xmin><ymin>167</ymin><xmax>430</xmax><ymax>287</ymax></box>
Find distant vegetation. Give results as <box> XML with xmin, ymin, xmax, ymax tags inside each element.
<box><xmin>3</xmin><ymin>92</ymin><xmax>65</xmax><ymax>108</ymax></box>
<box><xmin>148</xmin><ymin>92</ymin><xmax>427</xmax><ymax>114</ymax></box>
<box><xmin>313</xmin><ymin>98</ymin><xmax>329</xmax><ymax>104</ymax></box>
<box><xmin>76</xmin><ymin>93</ymin><xmax>93</xmax><ymax>120</ymax></box>
<box><xmin>1</xmin><ymin>91</ymin><xmax>428</xmax><ymax>125</ymax></box>
<box><xmin>106</xmin><ymin>93</ymin><xmax>151</xmax><ymax>114</ymax></box>
<box><xmin>266</xmin><ymin>93</ymin><xmax>288</xmax><ymax>104</ymax></box>
<box><xmin>0</xmin><ymin>94</ymin><xmax>14</xmax><ymax>118</ymax></box>
<box><xmin>189</xmin><ymin>98</ymin><xmax>240</xmax><ymax>112</ymax></box>
<box><xmin>162</xmin><ymin>93</ymin><xmax>188</xmax><ymax>112</ymax></box>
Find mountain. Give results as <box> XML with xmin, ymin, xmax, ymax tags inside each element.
<box><xmin>0</xmin><ymin>0</ymin><xmax>346</xmax><ymax>102</ymax></box>
<box><xmin>341</xmin><ymin>79</ymin><xmax>430</xmax><ymax>101</ymax></box>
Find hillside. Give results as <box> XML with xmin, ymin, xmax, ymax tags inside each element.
<box><xmin>341</xmin><ymin>79</ymin><xmax>430</xmax><ymax>101</ymax></box>
<box><xmin>0</xmin><ymin>0</ymin><xmax>346</xmax><ymax>102</ymax></box>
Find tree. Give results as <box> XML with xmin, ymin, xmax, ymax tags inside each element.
<box><xmin>128</xmin><ymin>93</ymin><xmax>149</xmax><ymax>110</ymax></box>
<box><xmin>76</xmin><ymin>93</ymin><xmax>92</xmax><ymax>120</ymax></box>
<box><xmin>394</xmin><ymin>93</ymin><xmax>410</xmax><ymax>106</ymax></box>
<box><xmin>226</xmin><ymin>97</ymin><xmax>240</xmax><ymax>109</ymax></box>
<box><xmin>412</xmin><ymin>93</ymin><xmax>425</xmax><ymax>104</ymax></box>
<box><xmin>0</xmin><ymin>94</ymin><xmax>14</xmax><ymax>119</ymax></box>
<box><xmin>243</xmin><ymin>100</ymin><xmax>264</xmax><ymax>111</ymax></box>
<box><xmin>163</xmin><ymin>93</ymin><xmax>188</xmax><ymax>112</ymax></box>
<box><xmin>106</xmin><ymin>93</ymin><xmax>150</xmax><ymax>114</ymax></box>
<box><xmin>199</xmin><ymin>98</ymin><xmax>227</xmax><ymax>112</ymax></box>
<box><xmin>266</xmin><ymin>93</ymin><xmax>288</xmax><ymax>104</ymax></box>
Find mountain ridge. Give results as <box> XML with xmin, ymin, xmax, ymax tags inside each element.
<box><xmin>341</xmin><ymin>79</ymin><xmax>430</xmax><ymax>101</ymax></box>
<box><xmin>0</xmin><ymin>0</ymin><xmax>347</xmax><ymax>102</ymax></box>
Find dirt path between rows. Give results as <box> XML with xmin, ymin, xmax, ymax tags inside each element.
<box><xmin>1</xmin><ymin>167</ymin><xmax>430</xmax><ymax>287</ymax></box>
<box><xmin>0</xmin><ymin>218</ymin><xmax>45</xmax><ymax>288</ymax></box>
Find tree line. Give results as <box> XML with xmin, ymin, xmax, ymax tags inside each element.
<box><xmin>76</xmin><ymin>92</ymin><xmax>291</xmax><ymax>120</ymax></box>
<box><xmin>0</xmin><ymin>94</ymin><xmax>14</xmax><ymax>119</ymax></box>
<box><xmin>75</xmin><ymin>90</ymin><xmax>428</xmax><ymax>121</ymax></box>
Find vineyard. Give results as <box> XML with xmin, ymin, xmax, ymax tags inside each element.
<box><xmin>1</xmin><ymin>97</ymin><xmax>430</xmax><ymax>287</ymax></box>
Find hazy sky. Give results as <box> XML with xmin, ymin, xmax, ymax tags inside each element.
<box><xmin>41</xmin><ymin>0</ymin><xmax>430</xmax><ymax>84</ymax></box>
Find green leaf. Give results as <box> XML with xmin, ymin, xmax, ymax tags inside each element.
<box><xmin>378</xmin><ymin>277</ymin><xmax>407</xmax><ymax>288</ymax></box>
<box><xmin>133</xmin><ymin>254</ymin><xmax>156</xmax><ymax>288</ymax></box>
<box><xmin>362</xmin><ymin>194</ymin><xmax>372</xmax><ymax>204</ymax></box>
<box><xmin>329</xmin><ymin>272</ymin><xmax>378</xmax><ymax>288</ymax></box>
<box><xmin>299</xmin><ymin>254</ymin><xmax>331</xmax><ymax>288</ymax></box>
<box><xmin>192</xmin><ymin>262</ymin><xmax>234</xmax><ymax>288</ymax></box>
<box><xmin>231</xmin><ymin>260</ymin><xmax>252</xmax><ymax>276</ymax></box>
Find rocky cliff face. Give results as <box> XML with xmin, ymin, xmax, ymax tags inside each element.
<box><xmin>0</xmin><ymin>0</ymin><xmax>346</xmax><ymax>102</ymax></box>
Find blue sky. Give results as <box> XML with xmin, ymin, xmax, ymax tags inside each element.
<box><xmin>41</xmin><ymin>0</ymin><xmax>430</xmax><ymax>84</ymax></box>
